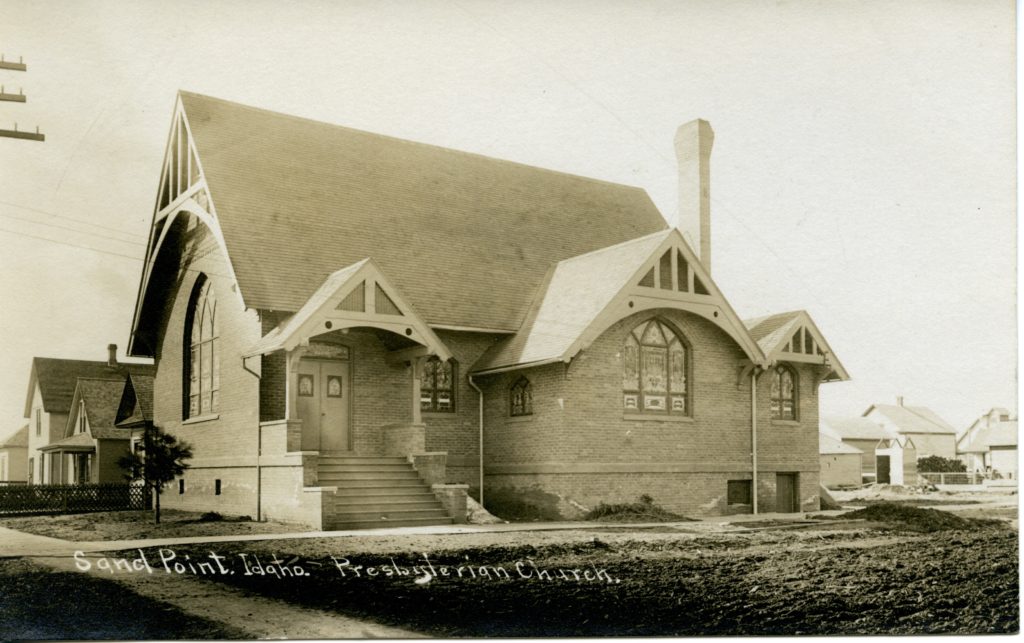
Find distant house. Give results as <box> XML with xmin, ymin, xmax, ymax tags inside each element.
<box><xmin>22</xmin><ymin>346</ymin><xmax>154</xmax><ymax>484</ymax></box>
<box><xmin>0</xmin><ymin>426</ymin><xmax>29</xmax><ymax>483</ymax></box>
<box><xmin>862</xmin><ymin>399</ymin><xmax>957</xmax><ymax>461</ymax></box>
<box><xmin>818</xmin><ymin>431</ymin><xmax>862</xmax><ymax>488</ymax></box>
<box><xmin>39</xmin><ymin>378</ymin><xmax>136</xmax><ymax>484</ymax></box>
<box><xmin>820</xmin><ymin>416</ymin><xmax>893</xmax><ymax>479</ymax></box>
<box><xmin>958</xmin><ymin>408</ymin><xmax>1017</xmax><ymax>479</ymax></box>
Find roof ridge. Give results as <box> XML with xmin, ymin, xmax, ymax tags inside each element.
<box><xmin>179</xmin><ymin>90</ymin><xmax>657</xmax><ymax>195</ymax></box>
<box><xmin>901</xmin><ymin>405</ymin><xmax>952</xmax><ymax>430</ymax></box>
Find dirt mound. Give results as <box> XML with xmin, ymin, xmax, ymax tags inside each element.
<box><xmin>841</xmin><ymin>502</ymin><xmax>1004</xmax><ymax>532</ymax></box>
<box><xmin>583</xmin><ymin>495</ymin><xmax>695</xmax><ymax>523</ymax></box>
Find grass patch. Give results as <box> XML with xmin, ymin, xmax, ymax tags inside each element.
<box><xmin>583</xmin><ymin>494</ymin><xmax>694</xmax><ymax>523</ymax></box>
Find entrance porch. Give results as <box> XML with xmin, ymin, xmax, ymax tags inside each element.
<box><xmin>245</xmin><ymin>259</ymin><xmax>469</xmax><ymax>528</ymax></box>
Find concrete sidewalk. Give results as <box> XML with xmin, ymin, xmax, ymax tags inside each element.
<box><xmin>1</xmin><ymin>501</ymin><xmax>1012</xmax><ymax>558</ymax></box>
<box><xmin>0</xmin><ymin>511</ymin><xmax>848</xmax><ymax>558</ymax></box>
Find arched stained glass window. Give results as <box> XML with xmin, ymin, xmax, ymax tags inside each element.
<box><xmin>770</xmin><ymin>365</ymin><xmax>797</xmax><ymax>421</ymax></box>
<box><xmin>421</xmin><ymin>357</ymin><xmax>456</xmax><ymax>413</ymax></box>
<box><xmin>622</xmin><ymin>319</ymin><xmax>689</xmax><ymax>415</ymax></box>
<box><xmin>510</xmin><ymin>377</ymin><xmax>533</xmax><ymax>417</ymax></box>
<box><xmin>185</xmin><ymin>276</ymin><xmax>219</xmax><ymax>418</ymax></box>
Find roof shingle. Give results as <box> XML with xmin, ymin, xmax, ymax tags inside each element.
<box><xmin>180</xmin><ymin>91</ymin><xmax>669</xmax><ymax>331</ymax></box>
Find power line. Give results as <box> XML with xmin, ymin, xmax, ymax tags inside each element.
<box><xmin>0</xmin><ymin>210</ymin><xmax>147</xmax><ymax>246</ymax></box>
<box><xmin>0</xmin><ymin>199</ymin><xmax>148</xmax><ymax>240</ymax></box>
<box><xmin>0</xmin><ymin>225</ymin><xmax>144</xmax><ymax>261</ymax></box>
<box><xmin>0</xmin><ymin>224</ymin><xmax>236</xmax><ymax>281</ymax></box>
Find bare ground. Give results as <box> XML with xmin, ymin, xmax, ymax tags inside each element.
<box><xmin>0</xmin><ymin>509</ymin><xmax>297</xmax><ymax>541</ymax></box>
<box><xmin>132</xmin><ymin>517</ymin><xmax>1017</xmax><ymax>637</ymax></box>
<box><xmin>0</xmin><ymin>498</ymin><xmax>1017</xmax><ymax>638</ymax></box>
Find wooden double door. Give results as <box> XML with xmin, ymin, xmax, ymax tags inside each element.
<box><xmin>296</xmin><ymin>357</ymin><xmax>352</xmax><ymax>452</ymax></box>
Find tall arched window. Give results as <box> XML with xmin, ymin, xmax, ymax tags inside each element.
<box><xmin>185</xmin><ymin>276</ymin><xmax>219</xmax><ymax>418</ymax></box>
<box><xmin>769</xmin><ymin>365</ymin><xmax>797</xmax><ymax>420</ymax></box>
<box><xmin>622</xmin><ymin>318</ymin><xmax>689</xmax><ymax>415</ymax></box>
<box><xmin>510</xmin><ymin>377</ymin><xmax>533</xmax><ymax>417</ymax></box>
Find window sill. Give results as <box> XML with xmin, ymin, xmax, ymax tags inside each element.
<box><xmin>505</xmin><ymin>414</ymin><xmax>535</xmax><ymax>424</ymax></box>
<box><xmin>422</xmin><ymin>411</ymin><xmax>457</xmax><ymax>417</ymax></box>
<box><xmin>623</xmin><ymin>413</ymin><xmax>694</xmax><ymax>423</ymax></box>
<box><xmin>183</xmin><ymin>413</ymin><xmax>220</xmax><ymax>425</ymax></box>
<box><xmin>770</xmin><ymin>419</ymin><xmax>800</xmax><ymax>426</ymax></box>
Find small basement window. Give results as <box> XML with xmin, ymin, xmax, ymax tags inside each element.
<box><xmin>727</xmin><ymin>480</ymin><xmax>752</xmax><ymax>506</ymax></box>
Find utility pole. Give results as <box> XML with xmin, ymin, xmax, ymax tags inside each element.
<box><xmin>0</xmin><ymin>54</ymin><xmax>44</xmax><ymax>142</ymax></box>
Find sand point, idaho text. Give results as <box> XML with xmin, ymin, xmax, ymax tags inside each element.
<box><xmin>72</xmin><ymin>549</ymin><xmax>621</xmax><ymax>585</ymax></box>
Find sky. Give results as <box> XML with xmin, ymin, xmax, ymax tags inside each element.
<box><xmin>0</xmin><ymin>0</ymin><xmax>1015</xmax><ymax>439</ymax></box>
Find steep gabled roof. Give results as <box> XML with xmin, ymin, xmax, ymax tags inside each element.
<box><xmin>0</xmin><ymin>426</ymin><xmax>28</xmax><ymax>449</ymax></box>
<box><xmin>744</xmin><ymin>310</ymin><xmax>850</xmax><ymax>381</ymax></box>
<box><xmin>821</xmin><ymin>416</ymin><xmax>894</xmax><ymax>441</ymax></box>
<box><xmin>115</xmin><ymin>371</ymin><xmax>155</xmax><ymax>428</ymax></box>
<box><xmin>472</xmin><ymin>231</ymin><xmax>670</xmax><ymax>371</ymax></box>
<box><xmin>864</xmin><ymin>404</ymin><xmax>957</xmax><ymax>435</ymax></box>
<box><xmin>67</xmin><ymin>378</ymin><xmax>134</xmax><ymax>440</ymax></box>
<box><xmin>173</xmin><ymin>91</ymin><xmax>668</xmax><ymax>331</ymax></box>
<box><xmin>471</xmin><ymin>228</ymin><xmax>766</xmax><ymax>373</ymax></box>
<box><xmin>23</xmin><ymin>358</ymin><xmax>154</xmax><ymax>418</ymax></box>
<box><xmin>245</xmin><ymin>258</ymin><xmax>452</xmax><ymax>361</ymax></box>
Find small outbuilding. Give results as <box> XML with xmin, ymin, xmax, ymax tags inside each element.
<box><xmin>819</xmin><ymin>432</ymin><xmax>862</xmax><ymax>488</ymax></box>
<box><xmin>874</xmin><ymin>436</ymin><xmax>917</xmax><ymax>486</ymax></box>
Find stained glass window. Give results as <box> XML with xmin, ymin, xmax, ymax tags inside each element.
<box><xmin>510</xmin><ymin>377</ymin><xmax>533</xmax><ymax>417</ymax></box>
<box><xmin>623</xmin><ymin>319</ymin><xmax>689</xmax><ymax>415</ymax></box>
<box><xmin>421</xmin><ymin>357</ymin><xmax>456</xmax><ymax>413</ymax></box>
<box><xmin>770</xmin><ymin>365</ymin><xmax>797</xmax><ymax>421</ymax></box>
<box><xmin>185</xmin><ymin>277</ymin><xmax>219</xmax><ymax>418</ymax></box>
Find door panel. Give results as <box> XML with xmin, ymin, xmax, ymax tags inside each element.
<box><xmin>775</xmin><ymin>473</ymin><xmax>798</xmax><ymax>513</ymax></box>
<box><xmin>297</xmin><ymin>358</ymin><xmax>351</xmax><ymax>452</ymax></box>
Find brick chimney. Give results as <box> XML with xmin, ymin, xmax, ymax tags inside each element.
<box><xmin>675</xmin><ymin>119</ymin><xmax>714</xmax><ymax>273</ymax></box>
<box><xmin>107</xmin><ymin>343</ymin><xmax>118</xmax><ymax>367</ymax></box>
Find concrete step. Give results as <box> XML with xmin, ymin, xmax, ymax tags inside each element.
<box><xmin>317</xmin><ymin>470</ymin><xmax>422</xmax><ymax>481</ymax></box>
<box><xmin>318</xmin><ymin>463</ymin><xmax>415</xmax><ymax>473</ymax></box>
<box><xmin>318</xmin><ymin>478</ymin><xmax>427</xmax><ymax>489</ymax></box>
<box><xmin>318</xmin><ymin>456</ymin><xmax>408</xmax><ymax>465</ymax></box>
<box><xmin>331</xmin><ymin>491</ymin><xmax>438</xmax><ymax>503</ymax></box>
<box><xmin>331</xmin><ymin>508</ymin><xmax>450</xmax><ymax>522</ymax></box>
<box><xmin>332</xmin><ymin>500</ymin><xmax>445</xmax><ymax>513</ymax></box>
<box><xmin>325</xmin><ymin>516</ymin><xmax>455</xmax><ymax>530</ymax></box>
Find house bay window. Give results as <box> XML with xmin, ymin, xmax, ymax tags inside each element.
<box><xmin>421</xmin><ymin>357</ymin><xmax>456</xmax><ymax>413</ymax></box>
<box><xmin>623</xmin><ymin>319</ymin><xmax>689</xmax><ymax>415</ymax></box>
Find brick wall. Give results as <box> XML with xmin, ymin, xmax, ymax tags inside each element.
<box><xmin>478</xmin><ymin>308</ymin><xmax>821</xmax><ymax>519</ymax></box>
<box><xmin>422</xmin><ymin>330</ymin><xmax>501</xmax><ymax>491</ymax></box>
<box><xmin>151</xmin><ymin>219</ymin><xmax>262</xmax><ymax>516</ymax></box>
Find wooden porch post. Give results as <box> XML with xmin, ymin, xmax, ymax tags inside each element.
<box><xmin>411</xmin><ymin>357</ymin><xmax>423</xmax><ymax>425</ymax></box>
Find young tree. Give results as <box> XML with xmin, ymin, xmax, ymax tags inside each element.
<box><xmin>118</xmin><ymin>424</ymin><xmax>193</xmax><ymax>524</ymax></box>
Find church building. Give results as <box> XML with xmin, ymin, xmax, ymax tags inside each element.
<box><xmin>127</xmin><ymin>92</ymin><xmax>848</xmax><ymax>528</ymax></box>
